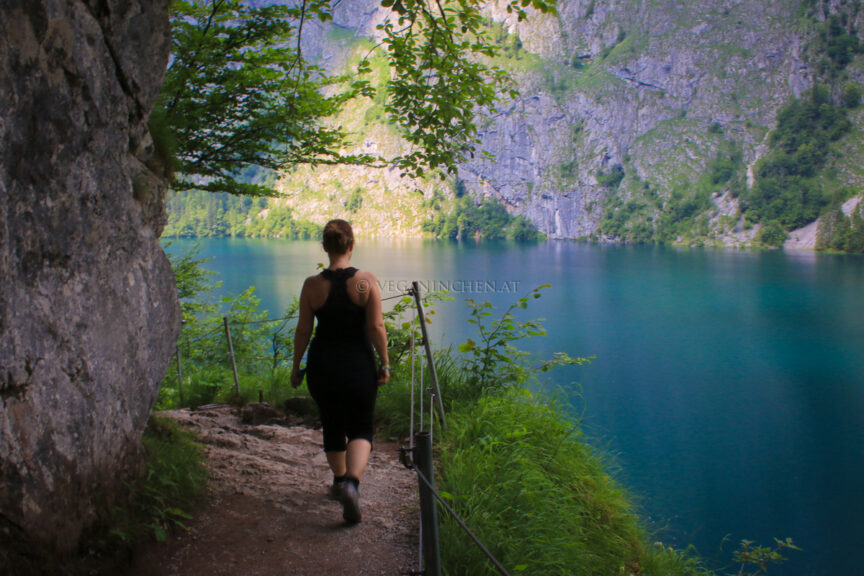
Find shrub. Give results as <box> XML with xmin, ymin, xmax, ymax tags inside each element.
<box><xmin>842</xmin><ymin>82</ymin><xmax>862</xmax><ymax>108</ymax></box>
<box><xmin>755</xmin><ymin>221</ymin><xmax>788</xmax><ymax>248</ymax></box>
<box><xmin>424</xmin><ymin>195</ymin><xmax>541</xmax><ymax>241</ymax></box>
<box><xmin>135</xmin><ymin>417</ymin><xmax>209</xmax><ymax>542</ymax></box>
<box><xmin>744</xmin><ymin>85</ymin><xmax>850</xmax><ymax>229</ymax></box>
<box><xmin>597</xmin><ymin>164</ymin><xmax>625</xmax><ymax>190</ymax></box>
<box><xmin>159</xmin><ymin>245</ymin><xmax>301</xmax><ymax>409</ymax></box>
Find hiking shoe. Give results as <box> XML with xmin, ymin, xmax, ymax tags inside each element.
<box><xmin>340</xmin><ymin>481</ymin><xmax>361</xmax><ymax>524</ymax></box>
<box><xmin>328</xmin><ymin>481</ymin><xmax>345</xmax><ymax>501</ymax></box>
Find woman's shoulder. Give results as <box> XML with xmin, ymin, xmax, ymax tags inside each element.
<box><xmin>301</xmin><ymin>273</ymin><xmax>328</xmax><ymax>290</ymax></box>
<box><xmin>352</xmin><ymin>268</ymin><xmax>377</xmax><ymax>281</ymax></box>
<box><xmin>348</xmin><ymin>269</ymin><xmax>379</xmax><ymax>302</ymax></box>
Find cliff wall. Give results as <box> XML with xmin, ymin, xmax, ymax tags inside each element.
<box><xmin>0</xmin><ymin>0</ymin><xmax>179</xmax><ymax>565</ymax></box>
<box><xmin>460</xmin><ymin>0</ymin><xmax>814</xmax><ymax>238</ymax></box>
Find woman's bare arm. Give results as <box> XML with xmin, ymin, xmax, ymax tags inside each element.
<box><xmin>362</xmin><ymin>272</ymin><xmax>390</xmax><ymax>385</ymax></box>
<box><xmin>291</xmin><ymin>277</ymin><xmax>316</xmax><ymax>388</ymax></box>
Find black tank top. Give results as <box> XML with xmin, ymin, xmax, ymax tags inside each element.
<box><xmin>313</xmin><ymin>268</ymin><xmax>371</xmax><ymax>347</ymax></box>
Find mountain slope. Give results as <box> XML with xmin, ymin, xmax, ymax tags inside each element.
<box><xmin>167</xmin><ymin>0</ymin><xmax>864</xmax><ymax>248</ymax></box>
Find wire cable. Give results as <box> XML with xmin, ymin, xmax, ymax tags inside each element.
<box><xmin>230</xmin><ymin>314</ymin><xmax>297</xmax><ymax>326</ymax></box>
<box><xmin>382</xmin><ymin>291</ymin><xmax>412</xmax><ymax>302</ymax></box>
<box><xmin>185</xmin><ymin>326</ymin><xmax>224</xmax><ymax>345</ymax></box>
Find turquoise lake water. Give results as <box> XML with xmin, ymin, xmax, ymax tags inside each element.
<box><xmin>165</xmin><ymin>238</ymin><xmax>864</xmax><ymax>575</ymax></box>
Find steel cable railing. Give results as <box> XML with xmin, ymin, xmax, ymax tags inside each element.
<box><xmin>402</xmin><ymin>283</ymin><xmax>514</xmax><ymax>576</ymax></box>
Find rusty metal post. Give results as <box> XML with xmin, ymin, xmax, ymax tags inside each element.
<box><xmin>415</xmin><ymin>431</ymin><xmax>441</xmax><ymax>576</ymax></box>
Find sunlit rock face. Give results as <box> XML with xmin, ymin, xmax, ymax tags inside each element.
<box><xmin>0</xmin><ymin>0</ymin><xmax>179</xmax><ymax>564</ymax></box>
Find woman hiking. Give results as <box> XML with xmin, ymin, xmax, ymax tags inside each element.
<box><xmin>291</xmin><ymin>219</ymin><xmax>390</xmax><ymax>523</ymax></box>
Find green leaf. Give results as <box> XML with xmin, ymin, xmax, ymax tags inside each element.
<box><xmin>458</xmin><ymin>339</ymin><xmax>476</xmax><ymax>352</ymax></box>
<box><xmin>153</xmin><ymin>525</ymin><xmax>167</xmax><ymax>542</ymax></box>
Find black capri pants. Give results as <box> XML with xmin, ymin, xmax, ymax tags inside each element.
<box><xmin>306</xmin><ymin>341</ymin><xmax>378</xmax><ymax>452</ymax></box>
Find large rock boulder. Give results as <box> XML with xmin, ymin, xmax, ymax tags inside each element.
<box><xmin>0</xmin><ymin>0</ymin><xmax>177</xmax><ymax>564</ymax></box>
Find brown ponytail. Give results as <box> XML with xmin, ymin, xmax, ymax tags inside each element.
<box><xmin>322</xmin><ymin>219</ymin><xmax>354</xmax><ymax>255</ymax></box>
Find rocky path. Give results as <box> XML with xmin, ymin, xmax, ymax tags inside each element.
<box><xmin>124</xmin><ymin>405</ymin><xmax>419</xmax><ymax>576</ymax></box>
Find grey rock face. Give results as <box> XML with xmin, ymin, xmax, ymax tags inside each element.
<box><xmin>248</xmin><ymin>1</ymin><xmax>859</xmax><ymax>243</ymax></box>
<box><xmin>459</xmin><ymin>0</ymin><xmax>817</xmax><ymax>239</ymax></box>
<box><xmin>0</xmin><ymin>0</ymin><xmax>178</xmax><ymax>561</ymax></box>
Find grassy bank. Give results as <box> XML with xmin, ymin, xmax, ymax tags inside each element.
<box><xmin>372</xmin><ymin>289</ymin><xmax>714</xmax><ymax>575</ymax></box>
<box><xmin>436</xmin><ymin>389</ymin><xmax>703</xmax><ymax>576</ymax></box>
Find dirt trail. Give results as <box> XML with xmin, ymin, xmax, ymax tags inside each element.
<box><xmin>124</xmin><ymin>405</ymin><xmax>419</xmax><ymax>576</ymax></box>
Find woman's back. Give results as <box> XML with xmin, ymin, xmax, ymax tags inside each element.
<box><xmin>313</xmin><ymin>267</ymin><xmax>370</xmax><ymax>347</ymax></box>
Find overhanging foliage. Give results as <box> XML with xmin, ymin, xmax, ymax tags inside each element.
<box><xmin>157</xmin><ymin>0</ymin><xmax>556</xmax><ymax>196</ymax></box>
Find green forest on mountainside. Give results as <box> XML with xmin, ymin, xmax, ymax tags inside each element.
<box><xmin>159</xmin><ymin>13</ymin><xmax>543</xmax><ymax>242</ymax></box>
<box><xmin>163</xmin><ymin>189</ymin><xmax>321</xmax><ymax>239</ymax></box>
<box><xmin>743</xmin><ymin>10</ymin><xmax>864</xmax><ymax>251</ymax></box>
<box><xmin>598</xmin><ymin>6</ymin><xmax>864</xmax><ymax>249</ymax></box>
<box><xmin>162</xmin><ymin>186</ymin><xmax>540</xmax><ymax>240</ymax></box>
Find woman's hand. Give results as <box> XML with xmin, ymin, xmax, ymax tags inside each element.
<box><xmin>291</xmin><ymin>368</ymin><xmax>305</xmax><ymax>388</ymax></box>
<box><xmin>377</xmin><ymin>366</ymin><xmax>390</xmax><ymax>386</ymax></box>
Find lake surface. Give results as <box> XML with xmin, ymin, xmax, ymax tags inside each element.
<box><xmin>165</xmin><ymin>238</ymin><xmax>864</xmax><ymax>576</ymax></box>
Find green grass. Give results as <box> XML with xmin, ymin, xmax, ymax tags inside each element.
<box><xmin>630</xmin><ymin>117</ymin><xmax>720</xmax><ymax>187</ymax></box>
<box><xmin>77</xmin><ymin>416</ymin><xmax>208</xmax><ymax>566</ymax></box>
<box><xmin>573</xmin><ymin>64</ymin><xmax>625</xmax><ymax>97</ymax></box>
<box><xmin>435</xmin><ymin>387</ymin><xmax>711</xmax><ymax>576</ymax></box>
<box><xmin>602</xmin><ymin>32</ymin><xmax>647</xmax><ymax>67</ymax></box>
<box><xmin>134</xmin><ymin>417</ymin><xmax>209</xmax><ymax>542</ymax></box>
<box><xmin>374</xmin><ymin>361</ymin><xmax>419</xmax><ymax>439</ymax></box>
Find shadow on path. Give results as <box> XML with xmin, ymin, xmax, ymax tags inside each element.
<box><xmin>124</xmin><ymin>406</ymin><xmax>419</xmax><ymax>576</ymax></box>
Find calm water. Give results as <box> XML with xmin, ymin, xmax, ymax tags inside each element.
<box><xmin>165</xmin><ymin>238</ymin><xmax>864</xmax><ymax>575</ymax></box>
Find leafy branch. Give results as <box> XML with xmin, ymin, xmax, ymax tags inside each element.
<box><xmin>734</xmin><ymin>537</ymin><xmax>801</xmax><ymax>576</ymax></box>
<box><xmin>458</xmin><ymin>285</ymin><xmax>590</xmax><ymax>392</ymax></box>
<box><xmin>156</xmin><ymin>0</ymin><xmax>556</xmax><ymax>195</ymax></box>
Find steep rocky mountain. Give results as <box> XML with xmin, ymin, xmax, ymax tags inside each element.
<box><xmin>462</xmin><ymin>0</ymin><xmax>864</xmax><ymax>243</ymax></box>
<box><xmin>465</xmin><ymin>0</ymin><xmax>814</xmax><ymax>238</ymax></box>
<box><xmin>165</xmin><ymin>0</ymin><xmax>864</xmax><ymax>246</ymax></box>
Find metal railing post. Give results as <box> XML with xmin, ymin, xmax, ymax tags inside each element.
<box><xmin>412</xmin><ymin>281</ymin><xmax>446</xmax><ymax>429</ymax></box>
<box><xmin>223</xmin><ymin>316</ymin><xmax>241</xmax><ymax>395</ymax></box>
<box><xmin>415</xmin><ymin>431</ymin><xmax>442</xmax><ymax>576</ymax></box>
<box><xmin>175</xmin><ymin>346</ymin><xmax>184</xmax><ymax>404</ymax></box>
